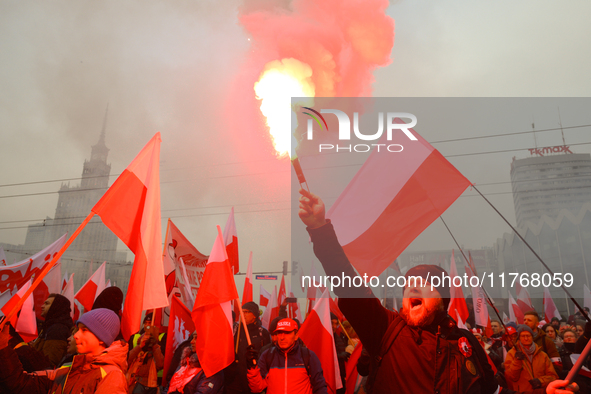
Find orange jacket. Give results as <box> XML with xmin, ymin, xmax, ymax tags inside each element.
<box><xmin>504</xmin><ymin>343</ymin><xmax>558</xmax><ymax>392</ymax></box>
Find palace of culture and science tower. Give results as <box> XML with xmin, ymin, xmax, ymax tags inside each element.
<box><xmin>20</xmin><ymin>115</ymin><xmax>131</xmax><ymax>292</ymax></box>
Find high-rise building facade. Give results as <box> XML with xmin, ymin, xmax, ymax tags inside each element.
<box><xmin>496</xmin><ymin>147</ymin><xmax>591</xmax><ymax>316</ymax></box>
<box><xmin>511</xmin><ymin>152</ymin><xmax>591</xmax><ymax>228</ymax></box>
<box><xmin>23</xmin><ymin>118</ymin><xmax>131</xmax><ymax>292</ymax></box>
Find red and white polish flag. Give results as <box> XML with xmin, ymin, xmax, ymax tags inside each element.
<box><xmin>326</xmin><ymin>119</ymin><xmax>471</xmax><ymax>278</ymax></box>
<box><xmin>75</xmin><ymin>261</ymin><xmax>106</xmax><ymax>312</ymax></box>
<box><xmin>61</xmin><ymin>273</ymin><xmax>79</xmax><ymax>320</ymax></box>
<box><xmin>223</xmin><ymin>207</ymin><xmax>239</xmax><ymax>275</ymax></box>
<box><xmin>191</xmin><ymin>226</ymin><xmax>239</xmax><ymax>377</ymax></box>
<box><xmin>543</xmin><ymin>287</ymin><xmax>561</xmax><ymax>322</ymax></box>
<box><xmin>163</xmin><ymin>296</ymin><xmax>195</xmax><ymax>385</ymax></box>
<box><xmin>1</xmin><ymin>280</ymin><xmax>37</xmax><ymax>341</ymax></box>
<box><xmin>261</xmin><ymin>285</ymin><xmax>277</xmax><ymax>330</ymax></box>
<box><xmin>448</xmin><ymin>250</ymin><xmax>469</xmax><ymax>324</ymax></box>
<box><xmin>260</xmin><ymin>285</ymin><xmax>270</xmax><ymax>308</ymax></box>
<box><xmin>509</xmin><ymin>292</ymin><xmax>524</xmax><ymax>324</ymax></box>
<box><xmin>515</xmin><ymin>272</ymin><xmax>533</xmax><ymax>313</ymax></box>
<box><xmin>242</xmin><ymin>252</ymin><xmax>253</xmax><ymax>305</ymax></box>
<box><xmin>92</xmin><ymin>133</ymin><xmax>168</xmax><ymax>340</ymax></box>
<box><xmin>299</xmin><ymin>288</ymin><xmax>343</xmax><ymax>394</ymax></box>
<box><xmin>277</xmin><ymin>275</ymin><xmax>286</xmax><ymax>306</ymax></box>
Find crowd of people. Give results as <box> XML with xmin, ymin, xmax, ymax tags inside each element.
<box><xmin>0</xmin><ymin>187</ymin><xmax>588</xmax><ymax>393</ymax></box>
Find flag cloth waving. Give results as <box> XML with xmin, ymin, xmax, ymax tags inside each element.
<box><xmin>299</xmin><ymin>289</ymin><xmax>343</xmax><ymax>394</ymax></box>
<box><xmin>191</xmin><ymin>226</ymin><xmax>239</xmax><ymax>377</ymax></box>
<box><xmin>92</xmin><ymin>132</ymin><xmax>168</xmax><ymax>340</ymax></box>
<box><xmin>326</xmin><ymin>119</ymin><xmax>471</xmax><ymax>278</ymax></box>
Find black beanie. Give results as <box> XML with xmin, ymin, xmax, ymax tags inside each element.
<box><xmin>405</xmin><ymin>264</ymin><xmax>450</xmax><ymax>310</ymax></box>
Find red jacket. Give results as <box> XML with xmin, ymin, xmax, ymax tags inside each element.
<box><xmin>247</xmin><ymin>342</ymin><xmax>327</xmax><ymax>394</ymax></box>
<box><xmin>0</xmin><ymin>340</ymin><xmax>128</xmax><ymax>394</ymax></box>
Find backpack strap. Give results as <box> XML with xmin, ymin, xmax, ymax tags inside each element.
<box><xmin>299</xmin><ymin>344</ymin><xmax>312</xmax><ymax>378</ymax></box>
<box><xmin>366</xmin><ymin>315</ymin><xmax>406</xmax><ymax>393</ymax></box>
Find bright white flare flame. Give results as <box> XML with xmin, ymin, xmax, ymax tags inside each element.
<box><xmin>254</xmin><ymin>58</ymin><xmax>315</xmax><ymax>157</ymax></box>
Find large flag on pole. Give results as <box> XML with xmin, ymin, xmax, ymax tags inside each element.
<box><xmin>75</xmin><ymin>261</ymin><xmax>106</xmax><ymax>312</ymax></box>
<box><xmin>326</xmin><ymin>119</ymin><xmax>471</xmax><ymax>277</ymax></box>
<box><xmin>299</xmin><ymin>289</ymin><xmax>343</xmax><ymax>394</ymax></box>
<box><xmin>448</xmin><ymin>250</ymin><xmax>469</xmax><ymax>324</ymax></box>
<box><xmin>223</xmin><ymin>207</ymin><xmax>239</xmax><ymax>274</ymax></box>
<box><xmin>92</xmin><ymin>132</ymin><xmax>168</xmax><ymax>340</ymax></box>
<box><xmin>242</xmin><ymin>252</ymin><xmax>253</xmax><ymax>305</ymax></box>
<box><xmin>543</xmin><ymin>287</ymin><xmax>561</xmax><ymax>322</ymax></box>
<box><xmin>191</xmin><ymin>226</ymin><xmax>239</xmax><ymax>377</ymax></box>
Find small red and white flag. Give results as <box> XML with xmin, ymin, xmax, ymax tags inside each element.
<box><xmin>509</xmin><ymin>292</ymin><xmax>524</xmax><ymax>324</ymax></box>
<box><xmin>1</xmin><ymin>280</ymin><xmax>37</xmax><ymax>341</ymax></box>
<box><xmin>326</xmin><ymin>119</ymin><xmax>470</xmax><ymax>278</ymax></box>
<box><xmin>456</xmin><ymin>310</ymin><xmax>468</xmax><ymax>330</ymax></box>
<box><xmin>261</xmin><ymin>286</ymin><xmax>277</xmax><ymax>330</ymax></box>
<box><xmin>75</xmin><ymin>261</ymin><xmax>106</xmax><ymax>312</ymax></box>
<box><xmin>277</xmin><ymin>275</ymin><xmax>286</xmax><ymax>306</ymax></box>
<box><xmin>223</xmin><ymin>207</ymin><xmax>239</xmax><ymax>275</ymax></box>
<box><xmin>0</xmin><ymin>246</ymin><xmax>6</xmax><ymax>266</ymax></box>
<box><xmin>448</xmin><ymin>250</ymin><xmax>469</xmax><ymax>324</ymax></box>
<box><xmin>260</xmin><ymin>285</ymin><xmax>270</xmax><ymax>308</ymax></box>
<box><xmin>299</xmin><ymin>289</ymin><xmax>343</xmax><ymax>394</ymax></box>
<box><xmin>178</xmin><ymin>257</ymin><xmax>195</xmax><ymax>311</ymax></box>
<box><xmin>191</xmin><ymin>226</ymin><xmax>239</xmax><ymax>377</ymax></box>
<box><xmin>515</xmin><ymin>273</ymin><xmax>533</xmax><ymax>313</ymax></box>
<box><xmin>345</xmin><ymin>343</ymin><xmax>363</xmax><ymax>394</ymax></box>
<box><xmin>62</xmin><ymin>271</ymin><xmax>68</xmax><ymax>291</ymax></box>
<box><xmin>242</xmin><ymin>252</ymin><xmax>253</xmax><ymax>305</ymax></box>
<box><xmin>543</xmin><ymin>287</ymin><xmax>561</xmax><ymax>322</ymax></box>
<box><xmin>61</xmin><ymin>273</ymin><xmax>79</xmax><ymax>321</ymax></box>
<box><xmin>163</xmin><ymin>296</ymin><xmax>195</xmax><ymax>385</ymax></box>
<box><xmin>92</xmin><ymin>133</ymin><xmax>168</xmax><ymax>340</ymax></box>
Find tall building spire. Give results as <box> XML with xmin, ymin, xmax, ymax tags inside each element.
<box><xmin>99</xmin><ymin>104</ymin><xmax>108</xmax><ymax>147</ymax></box>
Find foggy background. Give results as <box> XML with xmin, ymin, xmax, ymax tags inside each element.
<box><xmin>1</xmin><ymin>0</ymin><xmax>590</xmax><ymax>303</ymax></box>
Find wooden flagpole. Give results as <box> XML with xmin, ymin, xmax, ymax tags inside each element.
<box><xmin>0</xmin><ymin>212</ymin><xmax>95</xmax><ymax>330</ymax></box>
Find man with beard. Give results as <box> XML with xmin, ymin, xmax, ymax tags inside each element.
<box><xmin>298</xmin><ymin>190</ymin><xmax>500</xmax><ymax>394</ymax></box>
<box><xmin>29</xmin><ymin>293</ymin><xmax>73</xmax><ymax>367</ymax></box>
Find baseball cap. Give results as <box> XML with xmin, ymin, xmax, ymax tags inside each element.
<box><xmin>274</xmin><ymin>318</ymin><xmax>298</xmax><ymax>333</ymax></box>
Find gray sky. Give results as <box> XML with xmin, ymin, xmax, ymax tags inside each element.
<box><xmin>1</xmin><ymin>1</ymin><xmax>591</xmax><ymax>301</ymax></box>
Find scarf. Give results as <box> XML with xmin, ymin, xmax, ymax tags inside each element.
<box><xmin>520</xmin><ymin>342</ymin><xmax>536</xmax><ymax>363</ymax></box>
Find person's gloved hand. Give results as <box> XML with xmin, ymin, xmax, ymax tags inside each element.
<box><xmin>246</xmin><ymin>345</ymin><xmax>258</xmax><ymax>369</ymax></box>
<box><xmin>515</xmin><ymin>351</ymin><xmax>525</xmax><ymax>360</ymax></box>
<box><xmin>529</xmin><ymin>378</ymin><xmax>542</xmax><ymax>389</ymax></box>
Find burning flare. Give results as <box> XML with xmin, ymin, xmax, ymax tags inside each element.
<box><xmin>254</xmin><ymin>58</ymin><xmax>315</xmax><ymax>157</ymax></box>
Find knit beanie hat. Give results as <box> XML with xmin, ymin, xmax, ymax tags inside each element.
<box><xmin>405</xmin><ymin>265</ymin><xmax>451</xmax><ymax>310</ymax></box>
<box><xmin>77</xmin><ymin>308</ymin><xmax>120</xmax><ymax>347</ymax></box>
<box><xmin>242</xmin><ymin>302</ymin><xmax>260</xmax><ymax>317</ymax></box>
<box><xmin>517</xmin><ymin>324</ymin><xmax>534</xmax><ymax>337</ymax></box>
